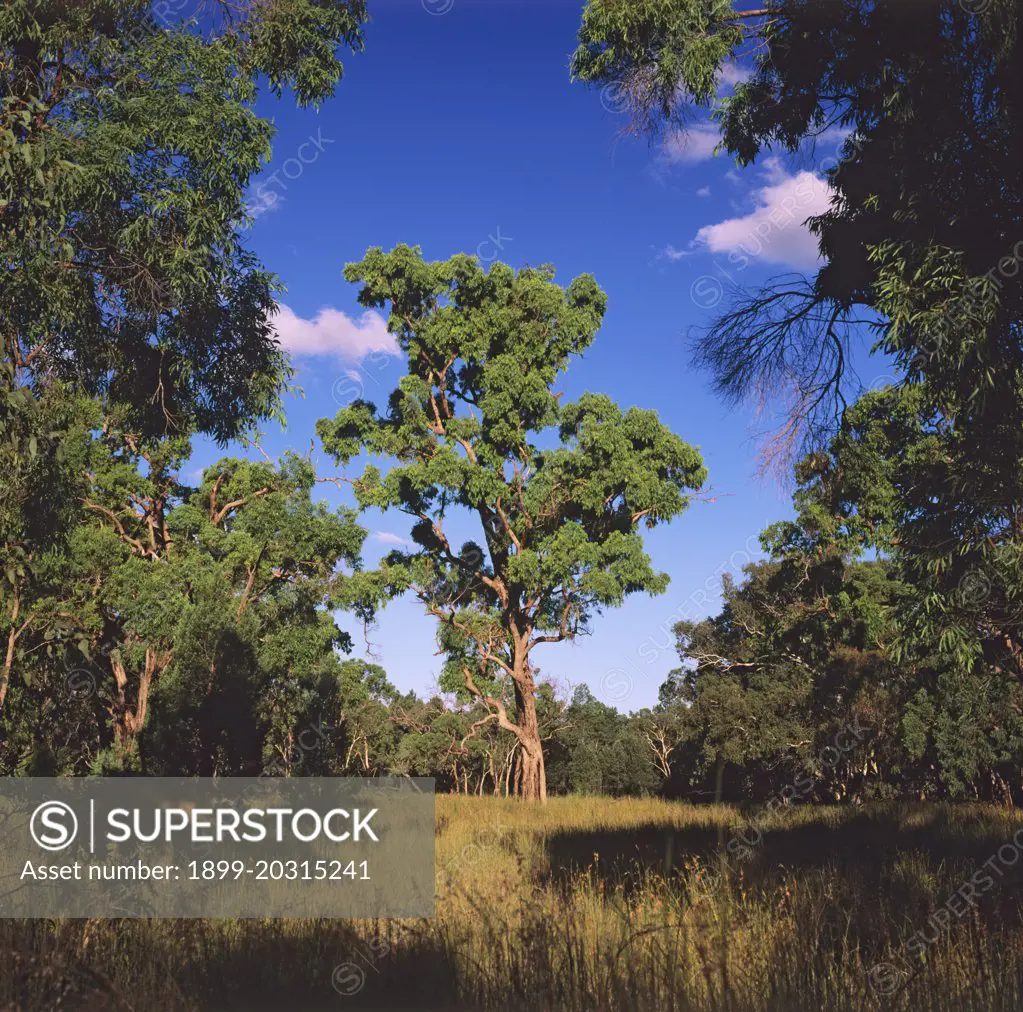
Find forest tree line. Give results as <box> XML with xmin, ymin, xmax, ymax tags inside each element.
<box><xmin>2</xmin><ymin>391</ymin><xmax>1020</xmax><ymax>806</ymax></box>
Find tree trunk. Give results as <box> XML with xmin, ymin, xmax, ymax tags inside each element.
<box><xmin>458</xmin><ymin>636</ymin><xmax>548</xmax><ymax>801</ymax></box>
<box><xmin>512</xmin><ymin>675</ymin><xmax>547</xmax><ymax>803</ymax></box>
<box><xmin>109</xmin><ymin>646</ymin><xmax>169</xmax><ymax>763</ymax></box>
<box><xmin>1</xmin><ymin>583</ymin><xmax>28</xmax><ymax>717</ymax></box>
<box><xmin>1</xmin><ymin>616</ymin><xmax>17</xmax><ymax>716</ymax></box>
<box><xmin>504</xmin><ymin>746</ymin><xmax>516</xmax><ymax>796</ymax></box>
<box><xmin>519</xmin><ymin>745</ymin><xmax>546</xmax><ymax>802</ymax></box>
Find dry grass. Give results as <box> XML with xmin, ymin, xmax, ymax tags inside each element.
<box><xmin>4</xmin><ymin>797</ymin><xmax>1023</xmax><ymax>1010</ymax></box>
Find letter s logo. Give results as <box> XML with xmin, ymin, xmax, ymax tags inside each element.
<box><xmin>30</xmin><ymin>801</ymin><xmax>78</xmax><ymax>851</ymax></box>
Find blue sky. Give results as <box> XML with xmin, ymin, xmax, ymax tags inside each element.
<box><xmin>191</xmin><ymin>0</ymin><xmax>874</xmax><ymax>711</ymax></box>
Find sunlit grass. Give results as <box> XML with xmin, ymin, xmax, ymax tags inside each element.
<box><xmin>4</xmin><ymin>797</ymin><xmax>1023</xmax><ymax>1010</ymax></box>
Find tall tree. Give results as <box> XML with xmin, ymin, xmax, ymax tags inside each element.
<box><xmin>2</xmin><ymin>1</ymin><xmax>370</xmax><ymax>742</ymax></box>
<box><xmin>2</xmin><ymin>0</ymin><xmax>368</xmax><ymax>440</ymax></box>
<box><xmin>669</xmin><ymin>396</ymin><xmax>1023</xmax><ymax>803</ymax></box>
<box><xmin>572</xmin><ymin>0</ymin><xmax>1023</xmax><ymax>462</ymax></box>
<box><xmin>785</xmin><ymin>385</ymin><xmax>1023</xmax><ymax>697</ymax></box>
<box><xmin>573</xmin><ymin>1</ymin><xmax>1023</xmax><ymax>716</ymax></box>
<box><xmin>318</xmin><ymin>245</ymin><xmax>707</xmax><ymax>800</ymax></box>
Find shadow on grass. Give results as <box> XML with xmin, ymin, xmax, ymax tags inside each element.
<box><xmin>540</xmin><ymin>804</ymin><xmax>1023</xmax><ymax>893</ymax></box>
<box><xmin>182</xmin><ymin>930</ymin><xmax>462</xmax><ymax>1012</ymax></box>
<box><xmin>2</xmin><ymin>921</ymin><xmax>464</xmax><ymax>1012</ymax></box>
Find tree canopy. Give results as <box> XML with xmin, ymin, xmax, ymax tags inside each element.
<box><xmin>2</xmin><ymin>0</ymin><xmax>367</xmax><ymax>440</ymax></box>
<box><xmin>573</xmin><ymin>0</ymin><xmax>1023</xmax><ymax>463</ymax></box>
<box><xmin>317</xmin><ymin>245</ymin><xmax>707</xmax><ymax>800</ymax></box>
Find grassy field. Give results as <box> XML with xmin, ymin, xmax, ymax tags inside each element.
<box><xmin>4</xmin><ymin>796</ymin><xmax>1023</xmax><ymax>1010</ymax></box>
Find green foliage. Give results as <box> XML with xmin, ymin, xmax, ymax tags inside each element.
<box><xmin>547</xmin><ymin>685</ymin><xmax>657</xmax><ymax>796</ymax></box>
<box><xmin>573</xmin><ymin>0</ymin><xmax>1023</xmax><ymax>467</ymax></box>
<box><xmin>0</xmin><ymin>1</ymin><xmax>372</xmax><ymax>771</ymax></box>
<box><xmin>318</xmin><ymin>244</ymin><xmax>706</xmax><ymax>799</ymax></box>
<box><xmin>572</xmin><ymin>0</ymin><xmax>745</xmax><ymax>135</ymax></box>
<box><xmin>572</xmin><ymin>3</ymin><xmax>1023</xmax><ymax>803</ymax></box>
<box><xmin>661</xmin><ymin>400</ymin><xmax>1023</xmax><ymax>802</ymax></box>
<box><xmin>665</xmin><ymin>549</ymin><xmax>890</xmax><ymax>797</ymax></box>
<box><xmin>1</xmin><ymin>0</ymin><xmax>367</xmax><ymax>440</ymax></box>
<box><xmin>0</xmin><ymin>394</ymin><xmax>371</xmax><ymax>775</ymax></box>
<box><xmin>788</xmin><ymin>385</ymin><xmax>1023</xmax><ymax>679</ymax></box>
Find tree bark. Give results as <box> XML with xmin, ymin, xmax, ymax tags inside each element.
<box><xmin>459</xmin><ymin>641</ymin><xmax>548</xmax><ymax>802</ymax></box>
<box><xmin>504</xmin><ymin>746</ymin><xmax>515</xmax><ymax>796</ymax></box>
<box><xmin>0</xmin><ymin>584</ymin><xmax>32</xmax><ymax>717</ymax></box>
<box><xmin>109</xmin><ymin>646</ymin><xmax>170</xmax><ymax>761</ymax></box>
<box><xmin>513</xmin><ymin>677</ymin><xmax>547</xmax><ymax>802</ymax></box>
<box><xmin>0</xmin><ymin>587</ymin><xmax>19</xmax><ymax>716</ymax></box>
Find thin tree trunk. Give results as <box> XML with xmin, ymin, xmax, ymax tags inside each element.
<box><xmin>504</xmin><ymin>745</ymin><xmax>516</xmax><ymax>796</ymax></box>
<box><xmin>0</xmin><ymin>588</ymin><xmax>19</xmax><ymax>716</ymax></box>
<box><xmin>110</xmin><ymin>646</ymin><xmax>169</xmax><ymax>760</ymax></box>
<box><xmin>0</xmin><ymin>584</ymin><xmax>31</xmax><ymax>717</ymax></box>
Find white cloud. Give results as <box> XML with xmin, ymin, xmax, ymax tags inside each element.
<box><xmin>696</xmin><ymin>186</ymin><xmax>711</xmax><ymax>197</ymax></box>
<box><xmin>652</xmin><ymin>64</ymin><xmax>751</xmax><ymax>172</ymax></box>
<box><xmin>272</xmin><ymin>304</ymin><xmax>399</xmax><ymax>361</ymax></box>
<box><xmin>659</xmin><ymin>122</ymin><xmax>722</xmax><ymax>166</ymax></box>
<box><xmin>717</xmin><ymin>61</ymin><xmax>752</xmax><ymax>90</ymax></box>
<box><xmin>658</xmin><ymin>244</ymin><xmax>692</xmax><ymax>262</ymax></box>
<box><xmin>374</xmin><ymin>532</ymin><xmax>414</xmax><ymax>548</ymax></box>
<box><xmin>246</xmin><ymin>191</ymin><xmax>285</xmax><ymax>221</ymax></box>
<box><xmin>692</xmin><ymin>159</ymin><xmax>834</xmax><ymax>270</ymax></box>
